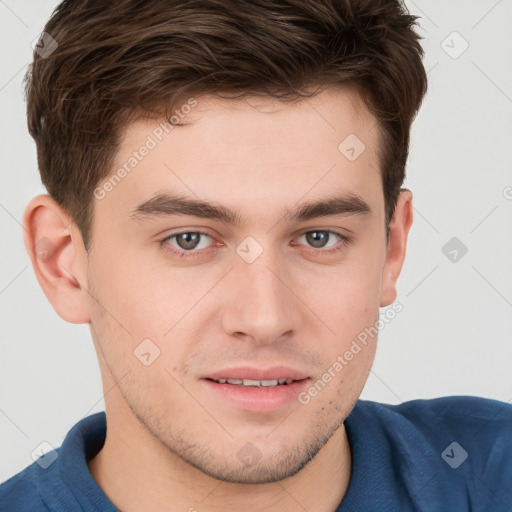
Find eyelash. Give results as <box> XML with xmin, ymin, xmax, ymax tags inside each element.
<box><xmin>159</xmin><ymin>230</ymin><xmax>351</xmax><ymax>259</ymax></box>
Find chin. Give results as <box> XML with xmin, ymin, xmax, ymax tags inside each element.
<box><xmin>186</xmin><ymin>448</ymin><xmax>315</xmax><ymax>484</ymax></box>
<box><xmin>174</xmin><ymin>425</ymin><xmax>340</xmax><ymax>484</ymax></box>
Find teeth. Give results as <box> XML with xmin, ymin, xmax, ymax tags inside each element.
<box><xmin>226</xmin><ymin>379</ymin><xmax>243</xmax><ymax>385</ymax></box>
<box><xmin>258</xmin><ymin>379</ymin><xmax>279</xmax><ymax>387</ymax></box>
<box><xmin>217</xmin><ymin>378</ymin><xmax>294</xmax><ymax>387</ymax></box>
<box><xmin>244</xmin><ymin>379</ymin><xmax>265</xmax><ymax>386</ymax></box>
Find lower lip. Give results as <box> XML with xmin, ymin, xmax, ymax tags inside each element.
<box><xmin>201</xmin><ymin>379</ymin><xmax>310</xmax><ymax>413</ymax></box>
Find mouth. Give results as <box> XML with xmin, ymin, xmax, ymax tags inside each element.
<box><xmin>200</xmin><ymin>367</ymin><xmax>311</xmax><ymax>413</ymax></box>
<box><xmin>206</xmin><ymin>377</ymin><xmax>301</xmax><ymax>387</ymax></box>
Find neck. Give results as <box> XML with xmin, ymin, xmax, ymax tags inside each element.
<box><xmin>88</xmin><ymin>402</ymin><xmax>351</xmax><ymax>512</ymax></box>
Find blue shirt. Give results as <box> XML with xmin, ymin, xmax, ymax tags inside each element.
<box><xmin>1</xmin><ymin>396</ymin><xmax>511</xmax><ymax>511</ymax></box>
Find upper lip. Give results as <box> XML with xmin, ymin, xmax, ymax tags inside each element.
<box><xmin>203</xmin><ymin>366</ymin><xmax>310</xmax><ymax>381</ymax></box>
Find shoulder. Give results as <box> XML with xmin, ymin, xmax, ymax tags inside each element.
<box><xmin>0</xmin><ymin>412</ymin><xmax>109</xmax><ymax>511</ymax></box>
<box><xmin>356</xmin><ymin>394</ymin><xmax>512</xmax><ymax>433</ymax></box>
<box><xmin>362</xmin><ymin>395</ymin><xmax>511</xmax><ymax>445</ymax></box>
<box><xmin>0</xmin><ymin>458</ymin><xmax>52</xmax><ymax>511</ymax></box>
<box><xmin>354</xmin><ymin>395</ymin><xmax>512</xmax><ymax>465</ymax></box>
<box><xmin>344</xmin><ymin>396</ymin><xmax>512</xmax><ymax>511</ymax></box>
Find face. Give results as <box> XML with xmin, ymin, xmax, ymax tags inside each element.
<box><xmin>86</xmin><ymin>87</ymin><xmax>390</xmax><ymax>483</ymax></box>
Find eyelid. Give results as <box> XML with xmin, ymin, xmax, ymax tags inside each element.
<box><xmin>292</xmin><ymin>230</ymin><xmax>351</xmax><ymax>254</ymax></box>
<box><xmin>160</xmin><ymin>230</ymin><xmax>218</xmax><ymax>257</ymax></box>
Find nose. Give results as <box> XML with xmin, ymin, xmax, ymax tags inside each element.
<box><xmin>220</xmin><ymin>244</ymin><xmax>303</xmax><ymax>345</ymax></box>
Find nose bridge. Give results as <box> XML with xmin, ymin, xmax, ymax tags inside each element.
<box><xmin>221</xmin><ymin>241</ymin><xmax>299</xmax><ymax>343</ymax></box>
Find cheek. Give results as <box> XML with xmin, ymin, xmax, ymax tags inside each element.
<box><xmin>87</xmin><ymin>252</ymin><xmax>216</xmax><ymax>378</ymax></box>
<box><xmin>290</xmin><ymin>255</ymin><xmax>383</xmax><ymax>390</ymax></box>
<box><xmin>297</xmin><ymin>256</ymin><xmax>383</xmax><ymax>334</ymax></box>
<box><xmin>90</xmin><ymin>242</ymin><xmax>197</xmax><ymax>333</ymax></box>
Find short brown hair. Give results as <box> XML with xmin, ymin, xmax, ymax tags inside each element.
<box><xmin>25</xmin><ymin>0</ymin><xmax>427</xmax><ymax>250</ymax></box>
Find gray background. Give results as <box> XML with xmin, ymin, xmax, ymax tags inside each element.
<box><xmin>1</xmin><ymin>0</ymin><xmax>511</xmax><ymax>481</ymax></box>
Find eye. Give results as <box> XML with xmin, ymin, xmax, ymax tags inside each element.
<box><xmin>161</xmin><ymin>231</ymin><xmax>214</xmax><ymax>256</ymax></box>
<box><xmin>294</xmin><ymin>230</ymin><xmax>349</xmax><ymax>253</ymax></box>
<box><xmin>160</xmin><ymin>229</ymin><xmax>350</xmax><ymax>259</ymax></box>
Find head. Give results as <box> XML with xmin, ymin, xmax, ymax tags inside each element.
<box><xmin>23</xmin><ymin>0</ymin><xmax>426</xmax><ymax>484</ymax></box>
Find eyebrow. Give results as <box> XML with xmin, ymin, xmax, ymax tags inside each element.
<box><xmin>130</xmin><ymin>192</ymin><xmax>371</xmax><ymax>225</ymax></box>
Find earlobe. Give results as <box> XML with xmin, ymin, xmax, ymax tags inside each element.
<box><xmin>23</xmin><ymin>194</ymin><xmax>91</xmax><ymax>323</ymax></box>
<box><xmin>380</xmin><ymin>189</ymin><xmax>413</xmax><ymax>307</ymax></box>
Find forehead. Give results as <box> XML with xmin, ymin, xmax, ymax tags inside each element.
<box><xmin>124</xmin><ymin>86</ymin><xmax>378</xmax><ymax>155</ymax></box>
<box><xmin>96</xmin><ymin>87</ymin><xmax>383</xmax><ymax>228</ymax></box>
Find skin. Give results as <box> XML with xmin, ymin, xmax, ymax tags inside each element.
<box><xmin>23</xmin><ymin>87</ymin><xmax>413</xmax><ymax>512</ymax></box>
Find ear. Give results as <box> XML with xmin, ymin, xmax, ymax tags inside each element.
<box><xmin>380</xmin><ymin>189</ymin><xmax>413</xmax><ymax>307</ymax></box>
<box><xmin>23</xmin><ymin>194</ymin><xmax>91</xmax><ymax>323</ymax></box>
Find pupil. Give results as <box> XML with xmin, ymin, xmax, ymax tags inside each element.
<box><xmin>306</xmin><ymin>231</ymin><xmax>328</xmax><ymax>248</ymax></box>
<box><xmin>178</xmin><ymin>233</ymin><xmax>200</xmax><ymax>250</ymax></box>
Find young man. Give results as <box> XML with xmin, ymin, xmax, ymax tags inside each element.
<box><xmin>1</xmin><ymin>0</ymin><xmax>511</xmax><ymax>511</ymax></box>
